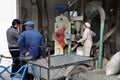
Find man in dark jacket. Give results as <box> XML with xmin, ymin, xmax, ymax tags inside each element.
<box><xmin>6</xmin><ymin>19</ymin><xmax>21</xmax><ymax>77</ymax></box>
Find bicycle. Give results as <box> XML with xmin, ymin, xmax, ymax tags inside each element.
<box><xmin>0</xmin><ymin>55</ymin><xmax>36</xmax><ymax>80</ymax></box>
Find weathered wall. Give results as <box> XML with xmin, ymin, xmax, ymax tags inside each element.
<box><xmin>21</xmin><ymin>0</ymin><xmax>38</xmax><ymax>30</ymax></box>
<box><xmin>115</xmin><ymin>0</ymin><xmax>120</xmax><ymax>51</ymax></box>
<box><xmin>103</xmin><ymin>0</ymin><xmax>120</xmax><ymax>58</ymax></box>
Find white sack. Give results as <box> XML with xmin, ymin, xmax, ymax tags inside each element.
<box><xmin>118</xmin><ymin>74</ymin><xmax>120</xmax><ymax>78</ymax></box>
<box><xmin>76</xmin><ymin>46</ymin><xmax>83</xmax><ymax>56</ymax></box>
<box><xmin>106</xmin><ymin>51</ymin><xmax>120</xmax><ymax>76</ymax></box>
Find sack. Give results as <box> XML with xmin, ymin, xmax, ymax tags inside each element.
<box><xmin>76</xmin><ymin>46</ymin><xmax>83</xmax><ymax>56</ymax></box>
<box><xmin>118</xmin><ymin>74</ymin><xmax>120</xmax><ymax>78</ymax></box>
<box><xmin>106</xmin><ymin>51</ymin><xmax>120</xmax><ymax>76</ymax></box>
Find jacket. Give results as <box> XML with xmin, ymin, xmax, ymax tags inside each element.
<box><xmin>18</xmin><ymin>29</ymin><xmax>47</xmax><ymax>60</ymax></box>
<box><xmin>7</xmin><ymin>26</ymin><xmax>19</xmax><ymax>48</ymax></box>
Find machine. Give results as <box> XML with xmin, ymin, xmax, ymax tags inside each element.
<box><xmin>53</xmin><ymin>4</ymin><xmax>83</xmax><ymax>55</ymax></box>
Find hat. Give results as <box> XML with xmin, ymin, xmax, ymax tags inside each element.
<box><xmin>24</xmin><ymin>21</ymin><xmax>35</xmax><ymax>28</ymax></box>
<box><xmin>85</xmin><ymin>22</ymin><xmax>91</xmax><ymax>28</ymax></box>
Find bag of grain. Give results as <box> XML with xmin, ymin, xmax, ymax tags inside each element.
<box><xmin>106</xmin><ymin>51</ymin><xmax>120</xmax><ymax>76</ymax></box>
<box><xmin>118</xmin><ymin>74</ymin><xmax>120</xmax><ymax>78</ymax></box>
<box><xmin>76</xmin><ymin>46</ymin><xmax>83</xmax><ymax>56</ymax></box>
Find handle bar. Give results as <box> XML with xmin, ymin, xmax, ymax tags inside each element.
<box><xmin>0</xmin><ymin>55</ymin><xmax>33</xmax><ymax>63</ymax></box>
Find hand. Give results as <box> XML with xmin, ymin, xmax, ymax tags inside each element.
<box><xmin>45</xmin><ymin>57</ymin><xmax>48</xmax><ymax>61</ymax></box>
<box><xmin>77</xmin><ymin>40</ymin><xmax>80</xmax><ymax>43</ymax></box>
<box><xmin>25</xmin><ymin>52</ymin><xmax>30</xmax><ymax>56</ymax></box>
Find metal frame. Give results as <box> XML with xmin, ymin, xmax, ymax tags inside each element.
<box><xmin>29</xmin><ymin>49</ymin><xmax>95</xmax><ymax>80</ymax></box>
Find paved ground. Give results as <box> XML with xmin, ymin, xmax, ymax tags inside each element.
<box><xmin>0</xmin><ymin>72</ymin><xmax>10</xmax><ymax>80</ymax></box>
<box><xmin>0</xmin><ymin>72</ymin><xmax>20</xmax><ymax>80</ymax></box>
<box><xmin>88</xmin><ymin>69</ymin><xmax>119</xmax><ymax>80</ymax></box>
<box><xmin>1</xmin><ymin>69</ymin><xmax>119</xmax><ymax>80</ymax></box>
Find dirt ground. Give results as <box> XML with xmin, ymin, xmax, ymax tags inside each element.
<box><xmin>88</xmin><ymin>69</ymin><xmax>119</xmax><ymax>80</ymax></box>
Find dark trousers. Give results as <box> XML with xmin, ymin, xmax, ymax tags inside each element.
<box><xmin>9</xmin><ymin>49</ymin><xmax>21</xmax><ymax>77</ymax></box>
<box><xmin>21</xmin><ymin>61</ymin><xmax>34</xmax><ymax>80</ymax></box>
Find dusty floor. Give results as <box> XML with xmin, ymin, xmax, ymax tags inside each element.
<box><xmin>88</xmin><ymin>69</ymin><xmax>119</xmax><ymax>80</ymax></box>
<box><xmin>87</xmin><ymin>58</ymin><xmax>119</xmax><ymax>80</ymax></box>
<box><xmin>1</xmin><ymin>69</ymin><xmax>119</xmax><ymax>80</ymax></box>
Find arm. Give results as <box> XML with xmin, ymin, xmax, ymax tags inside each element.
<box><xmin>13</xmin><ymin>29</ymin><xmax>19</xmax><ymax>40</ymax></box>
<box><xmin>78</xmin><ymin>29</ymin><xmax>88</xmax><ymax>43</ymax></box>
<box><xmin>18</xmin><ymin>33</ymin><xmax>28</xmax><ymax>54</ymax></box>
<box><xmin>91</xmin><ymin>30</ymin><xmax>96</xmax><ymax>37</ymax></box>
<box><xmin>40</xmin><ymin>36</ymin><xmax>47</xmax><ymax>58</ymax></box>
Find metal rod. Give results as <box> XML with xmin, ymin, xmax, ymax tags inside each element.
<box><xmin>98</xmin><ymin>22</ymin><xmax>104</xmax><ymax>69</ymax></box>
<box><xmin>97</xmin><ymin>7</ymin><xmax>105</xmax><ymax>69</ymax></box>
<box><xmin>48</xmin><ymin>48</ymin><xmax>51</xmax><ymax>80</ymax></box>
<box><xmin>68</xmin><ymin>0</ymin><xmax>78</xmax><ymax>8</ymax></box>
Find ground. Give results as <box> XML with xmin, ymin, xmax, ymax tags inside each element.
<box><xmin>1</xmin><ymin>69</ymin><xmax>119</xmax><ymax>80</ymax></box>
<box><xmin>88</xmin><ymin>69</ymin><xmax>119</xmax><ymax>80</ymax></box>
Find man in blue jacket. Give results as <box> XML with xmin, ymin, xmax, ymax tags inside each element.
<box><xmin>18</xmin><ymin>21</ymin><xmax>47</xmax><ymax>80</ymax></box>
<box><xmin>18</xmin><ymin>21</ymin><xmax>47</xmax><ymax>60</ymax></box>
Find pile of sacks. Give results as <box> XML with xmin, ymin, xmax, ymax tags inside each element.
<box><xmin>106</xmin><ymin>51</ymin><xmax>120</xmax><ymax>78</ymax></box>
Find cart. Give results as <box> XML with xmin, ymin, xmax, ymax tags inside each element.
<box><xmin>29</xmin><ymin>54</ymin><xmax>95</xmax><ymax>80</ymax></box>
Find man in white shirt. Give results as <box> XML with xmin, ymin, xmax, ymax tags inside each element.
<box><xmin>77</xmin><ymin>22</ymin><xmax>96</xmax><ymax>56</ymax></box>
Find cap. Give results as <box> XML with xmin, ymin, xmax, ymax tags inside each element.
<box><xmin>85</xmin><ymin>22</ymin><xmax>91</xmax><ymax>28</ymax></box>
<box><xmin>24</xmin><ymin>21</ymin><xmax>35</xmax><ymax>28</ymax></box>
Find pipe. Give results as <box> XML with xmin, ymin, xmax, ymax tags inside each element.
<box><xmin>97</xmin><ymin>7</ymin><xmax>105</xmax><ymax>69</ymax></box>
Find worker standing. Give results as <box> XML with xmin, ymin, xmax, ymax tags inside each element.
<box><xmin>77</xmin><ymin>22</ymin><xmax>96</xmax><ymax>56</ymax></box>
<box><xmin>18</xmin><ymin>21</ymin><xmax>47</xmax><ymax>80</ymax></box>
<box><xmin>6</xmin><ymin>19</ymin><xmax>21</xmax><ymax>77</ymax></box>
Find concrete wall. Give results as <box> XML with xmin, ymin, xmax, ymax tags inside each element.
<box><xmin>21</xmin><ymin>0</ymin><xmax>38</xmax><ymax>30</ymax></box>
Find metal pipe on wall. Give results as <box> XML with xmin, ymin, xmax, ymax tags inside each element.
<box><xmin>97</xmin><ymin>7</ymin><xmax>105</xmax><ymax>69</ymax></box>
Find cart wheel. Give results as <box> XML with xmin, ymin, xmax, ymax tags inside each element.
<box><xmin>66</xmin><ymin>65</ymin><xmax>89</xmax><ymax>80</ymax></box>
